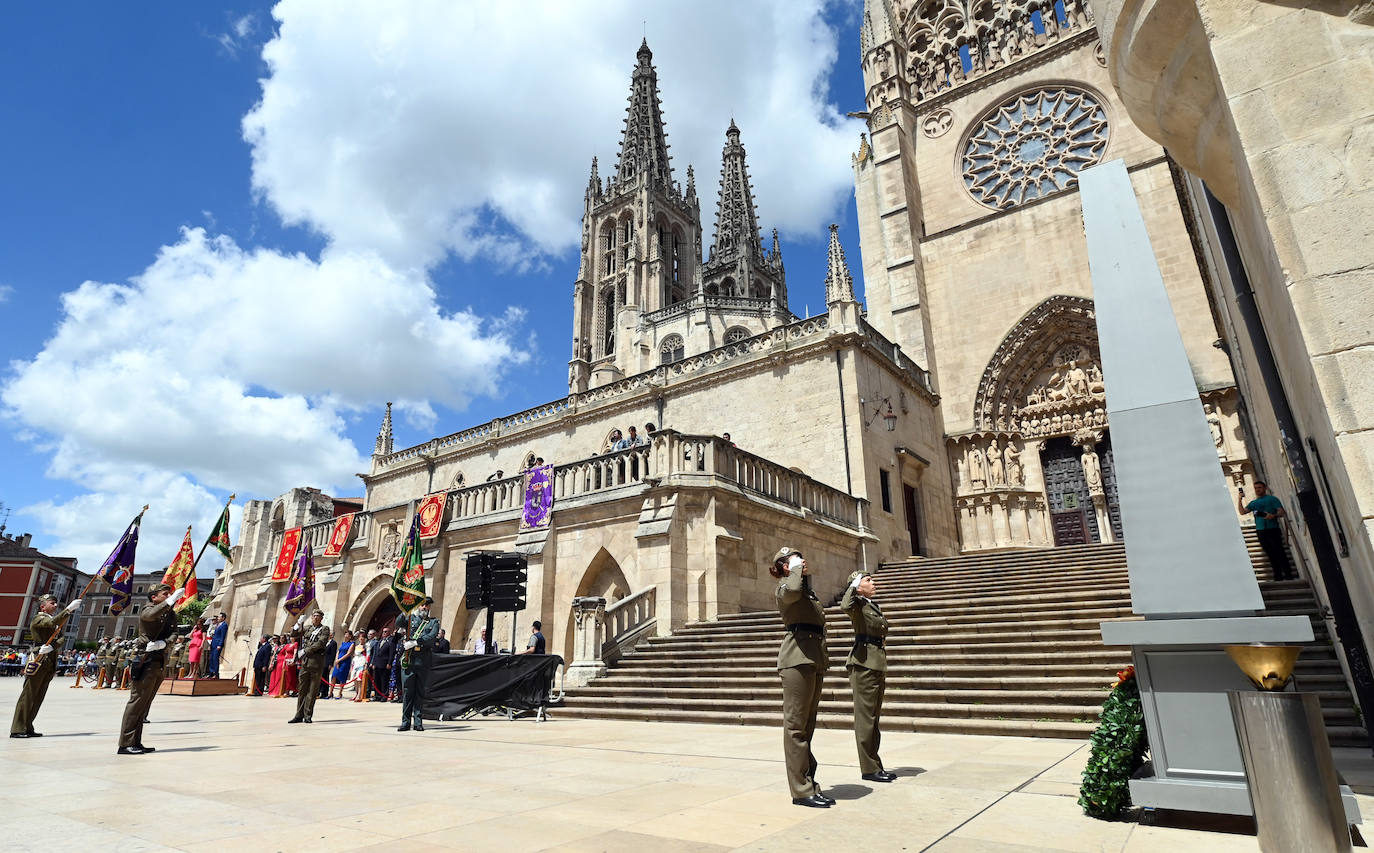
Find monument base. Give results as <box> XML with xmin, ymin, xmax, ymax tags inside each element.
<box><xmin>1129</xmin><ymin>774</ymin><xmax>1361</xmax><ymax>824</ymax></box>
<box><xmin>158</xmin><ymin>677</ymin><xmax>247</xmax><ymax>696</ymax></box>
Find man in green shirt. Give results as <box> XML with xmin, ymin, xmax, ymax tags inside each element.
<box><xmin>1238</xmin><ymin>481</ymin><xmax>1294</xmax><ymax>581</ymax></box>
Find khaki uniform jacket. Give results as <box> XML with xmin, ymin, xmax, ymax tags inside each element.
<box><xmin>775</xmin><ymin>571</ymin><xmax>829</xmax><ymax>672</ymax></box>
<box><xmin>295</xmin><ymin>624</ymin><xmax>332</xmax><ymax>665</ymax></box>
<box><xmin>139</xmin><ymin>601</ymin><xmax>179</xmax><ymax>665</ymax></box>
<box><xmin>840</xmin><ymin>586</ymin><xmax>889</xmax><ymax>672</ymax></box>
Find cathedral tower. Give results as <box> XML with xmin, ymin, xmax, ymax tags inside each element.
<box><xmin>570</xmin><ymin>43</ymin><xmax>793</xmax><ymax>391</ymax></box>
<box><xmin>852</xmin><ymin>1</ymin><xmax>1244</xmax><ymax>550</ymax></box>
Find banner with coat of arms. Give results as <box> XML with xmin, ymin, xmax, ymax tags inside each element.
<box><xmin>522</xmin><ymin>464</ymin><xmax>554</xmax><ymax>528</ymax></box>
<box><xmin>270</xmin><ymin>527</ymin><xmax>302</xmax><ymax>582</ymax></box>
<box><xmin>417</xmin><ymin>492</ymin><xmax>447</xmax><ymax>540</ymax></box>
<box><xmin>323</xmin><ymin>513</ymin><xmax>355</xmax><ymax>558</ymax></box>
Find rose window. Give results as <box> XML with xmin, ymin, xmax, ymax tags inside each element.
<box><xmin>962</xmin><ymin>87</ymin><xmax>1109</xmax><ymax>210</ymax></box>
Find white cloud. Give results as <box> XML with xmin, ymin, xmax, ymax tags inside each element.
<box><xmin>244</xmin><ymin>0</ymin><xmax>863</xmax><ymax>269</ymax></box>
<box><xmin>4</xmin><ymin>229</ymin><xmax>524</xmax><ymax>569</ymax></box>
<box><xmin>0</xmin><ymin>284</ymin><xmax>12</xmax><ymax>303</ymax></box>
<box><xmin>7</xmin><ymin>0</ymin><xmax>861</xmax><ymax>569</ymax></box>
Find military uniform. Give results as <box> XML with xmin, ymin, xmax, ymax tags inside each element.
<box><xmin>773</xmin><ymin>547</ymin><xmax>830</xmax><ymax>805</ymax></box>
<box><xmin>397</xmin><ymin>607</ymin><xmax>441</xmax><ymax>731</ymax></box>
<box><xmin>119</xmin><ymin>596</ymin><xmax>179</xmax><ymax>751</ymax></box>
<box><xmin>95</xmin><ymin>641</ymin><xmax>113</xmax><ymax>688</ymax></box>
<box><xmin>291</xmin><ymin>620</ymin><xmax>332</xmax><ymax>723</ymax></box>
<box><xmin>10</xmin><ymin>609</ymin><xmax>65</xmax><ymax>736</ymax></box>
<box><xmin>841</xmin><ymin>572</ymin><xmax>891</xmax><ymax>779</ymax></box>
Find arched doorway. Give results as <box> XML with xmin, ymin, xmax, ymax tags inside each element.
<box><xmin>1043</xmin><ymin>435</ymin><xmax>1123</xmax><ymax>545</ymax></box>
<box><xmin>365</xmin><ymin>596</ymin><xmax>401</xmax><ymax>634</ymax></box>
<box><xmin>563</xmin><ymin>548</ymin><xmax>633</xmax><ymax>661</ymax></box>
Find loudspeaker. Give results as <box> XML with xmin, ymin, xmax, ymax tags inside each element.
<box><xmin>488</xmin><ymin>552</ymin><xmax>528</xmax><ymax>612</ymax></box>
<box><xmin>464</xmin><ymin>551</ymin><xmax>499</xmax><ymax>609</ymax></box>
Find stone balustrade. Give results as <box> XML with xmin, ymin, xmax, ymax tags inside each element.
<box><xmin>605</xmin><ymin>586</ymin><xmax>656</xmax><ymax>647</ymax></box>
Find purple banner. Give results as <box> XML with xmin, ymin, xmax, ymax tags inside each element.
<box><xmin>522</xmin><ymin>464</ymin><xmax>554</xmax><ymax>528</ymax></box>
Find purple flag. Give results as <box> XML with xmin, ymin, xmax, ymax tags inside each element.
<box><xmin>522</xmin><ymin>464</ymin><xmax>554</xmax><ymax>528</ymax></box>
<box><xmin>97</xmin><ymin>511</ymin><xmax>144</xmax><ymax>615</ymax></box>
<box><xmin>283</xmin><ymin>543</ymin><xmax>316</xmax><ymax>617</ymax></box>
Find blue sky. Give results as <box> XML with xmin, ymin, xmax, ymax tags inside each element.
<box><xmin>1</xmin><ymin>1</ymin><xmax>869</xmax><ymax>572</ymax></box>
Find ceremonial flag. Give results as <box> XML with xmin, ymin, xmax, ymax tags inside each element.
<box><xmin>283</xmin><ymin>544</ymin><xmax>316</xmax><ymax>617</ymax></box>
<box><xmin>97</xmin><ymin>509</ymin><xmax>145</xmax><ymax>615</ymax></box>
<box><xmin>417</xmin><ymin>492</ymin><xmax>447</xmax><ymax>540</ymax></box>
<box><xmin>323</xmin><ymin>513</ymin><xmax>355</xmax><ymax>558</ymax></box>
<box><xmin>271</xmin><ymin>527</ymin><xmax>302</xmax><ymax>582</ymax></box>
<box><xmin>206</xmin><ymin>503</ymin><xmax>233</xmax><ymax>561</ymax></box>
<box><xmin>522</xmin><ymin>464</ymin><xmax>554</xmax><ymax>528</ymax></box>
<box><xmin>162</xmin><ymin>526</ymin><xmax>198</xmax><ymax>610</ymax></box>
<box><xmin>390</xmin><ymin>514</ymin><xmax>425</xmax><ymax>613</ymax></box>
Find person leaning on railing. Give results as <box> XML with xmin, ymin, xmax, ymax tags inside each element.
<box><xmin>770</xmin><ymin>546</ymin><xmax>834</xmax><ymax>809</ymax></box>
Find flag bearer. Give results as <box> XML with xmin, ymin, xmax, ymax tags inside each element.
<box><xmin>10</xmin><ymin>594</ymin><xmax>83</xmax><ymax>738</ymax></box>
<box><xmin>289</xmin><ymin>610</ymin><xmax>331</xmax><ymax>724</ymax></box>
<box><xmin>117</xmin><ymin>584</ymin><xmax>184</xmax><ymax>754</ymax></box>
<box><xmin>397</xmin><ymin>597</ymin><xmax>440</xmax><ymax>732</ymax></box>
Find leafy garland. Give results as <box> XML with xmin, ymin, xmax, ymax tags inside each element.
<box><xmin>1079</xmin><ymin>665</ymin><xmax>1149</xmax><ymax>819</ymax></box>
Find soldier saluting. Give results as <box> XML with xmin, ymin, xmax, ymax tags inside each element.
<box><xmin>289</xmin><ymin>611</ymin><xmax>331</xmax><ymax>724</ymax></box>
<box><xmin>397</xmin><ymin>597</ymin><xmax>440</xmax><ymax>732</ymax></box>
<box><xmin>118</xmin><ymin>583</ymin><xmax>186</xmax><ymax>754</ymax></box>
<box><xmin>771</xmin><ymin>546</ymin><xmax>833</xmax><ymax>809</ymax></box>
<box><xmin>842</xmin><ymin>570</ymin><xmax>895</xmax><ymax>783</ymax></box>
<box><xmin>10</xmin><ymin>593</ymin><xmax>83</xmax><ymax>738</ymax></box>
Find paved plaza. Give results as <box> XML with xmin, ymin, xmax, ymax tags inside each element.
<box><xmin>7</xmin><ymin>678</ymin><xmax>1359</xmax><ymax>852</ymax></box>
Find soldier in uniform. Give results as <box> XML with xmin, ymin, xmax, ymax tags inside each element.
<box><xmin>118</xmin><ymin>640</ymin><xmax>134</xmax><ymax>689</ymax></box>
<box><xmin>118</xmin><ymin>583</ymin><xmax>186</xmax><ymax>754</ymax></box>
<box><xmin>841</xmin><ymin>570</ymin><xmax>895</xmax><ymax>783</ymax></box>
<box><xmin>10</xmin><ymin>593</ymin><xmax>83</xmax><ymax>738</ymax></box>
<box><xmin>289</xmin><ymin>611</ymin><xmax>332</xmax><ymax>724</ymax></box>
<box><xmin>771</xmin><ymin>546</ymin><xmax>833</xmax><ymax>808</ymax></box>
<box><xmin>94</xmin><ymin>638</ymin><xmax>112</xmax><ymax>688</ymax></box>
<box><xmin>397</xmin><ymin>597</ymin><xmax>441</xmax><ymax>732</ymax></box>
<box><xmin>104</xmin><ymin>639</ymin><xmax>122</xmax><ymax>688</ymax></box>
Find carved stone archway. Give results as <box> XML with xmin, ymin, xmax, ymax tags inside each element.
<box><xmin>342</xmin><ymin>573</ymin><xmax>396</xmax><ymax>633</ymax></box>
<box><xmin>972</xmin><ymin>295</ymin><xmax>1106</xmax><ymax>439</ymax></box>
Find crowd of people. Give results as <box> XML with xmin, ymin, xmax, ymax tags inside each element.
<box><xmin>249</xmin><ymin>622</ymin><xmax>458</xmax><ymax>702</ymax></box>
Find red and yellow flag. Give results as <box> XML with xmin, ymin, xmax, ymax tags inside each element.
<box><xmin>162</xmin><ymin>526</ymin><xmax>198</xmax><ymax>610</ymax></box>
<box><xmin>271</xmin><ymin>528</ymin><xmax>302</xmax><ymax>582</ymax></box>
<box><xmin>323</xmin><ymin>513</ymin><xmax>355</xmax><ymax>558</ymax></box>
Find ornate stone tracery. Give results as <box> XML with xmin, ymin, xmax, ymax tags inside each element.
<box><xmin>973</xmin><ymin>295</ymin><xmax>1105</xmax><ymax>438</ymax></box>
<box><xmin>961</xmin><ymin>86</ymin><xmax>1109</xmax><ymax>209</ymax></box>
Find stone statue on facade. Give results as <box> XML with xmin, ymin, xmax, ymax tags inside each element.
<box><xmin>969</xmin><ymin>446</ymin><xmax>987</xmax><ymax>489</ymax></box>
<box><xmin>987</xmin><ymin>439</ymin><xmax>1006</xmax><ymax>486</ymax></box>
<box><xmin>1081</xmin><ymin>448</ymin><xmax>1104</xmax><ymax>496</ymax></box>
<box><xmin>1065</xmin><ymin>361</ymin><xmax>1090</xmax><ymax>397</ymax></box>
<box><xmin>1205</xmin><ymin>403</ymin><xmax>1227</xmax><ymax>458</ymax></box>
<box><xmin>1004</xmin><ymin>442</ymin><xmax>1024</xmax><ymax>487</ymax></box>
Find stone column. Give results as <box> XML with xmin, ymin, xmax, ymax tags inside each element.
<box><xmin>564</xmin><ymin>596</ymin><xmax>607</xmax><ymax>688</ymax></box>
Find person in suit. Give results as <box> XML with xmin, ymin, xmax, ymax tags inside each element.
<box><xmin>252</xmin><ymin>636</ymin><xmax>273</xmax><ymax>695</ymax></box>
<box><xmin>207</xmin><ymin>613</ymin><xmax>228</xmax><ymax>678</ymax></box>
<box><xmin>433</xmin><ymin>629</ymin><xmax>450</xmax><ymax>655</ymax></box>
<box><xmin>372</xmin><ymin>628</ymin><xmax>398</xmax><ymax>701</ymax></box>
<box><xmin>771</xmin><ymin>546</ymin><xmax>833</xmax><ymax>808</ymax></box>
<box><xmin>841</xmin><ymin>570</ymin><xmax>894</xmax><ymax>782</ymax></box>
<box><xmin>397</xmin><ymin>598</ymin><xmax>441</xmax><ymax>732</ymax></box>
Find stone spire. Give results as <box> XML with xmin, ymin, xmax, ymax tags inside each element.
<box><xmin>685</xmin><ymin>164</ymin><xmax>697</xmax><ymax>203</ymax></box>
<box><xmin>615</xmin><ymin>39</ymin><xmax>673</xmax><ymax>188</ymax></box>
<box><xmin>824</xmin><ymin>224</ymin><xmax>855</xmax><ymax>304</ymax></box>
<box><xmin>374</xmin><ymin>402</ymin><xmax>394</xmax><ymax>456</ymax></box>
<box><xmin>587</xmin><ymin>156</ymin><xmax>600</xmax><ymax>195</ymax></box>
<box><xmin>709</xmin><ymin>120</ymin><xmax>763</xmax><ymax>263</ymax></box>
<box><xmin>771</xmin><ymin>228</ymin><xmax>782</xmax><ymax>264</ymax></box>
<box><xmin>860</xmin><ymin>0</ymin><xmax>898</xmax><ymax>56</ymax></box>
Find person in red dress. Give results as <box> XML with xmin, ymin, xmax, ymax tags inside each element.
<box><xmin>187</xmin><ymin>620</ymin><xmax>206</xmax><ymax>679</ymax></box>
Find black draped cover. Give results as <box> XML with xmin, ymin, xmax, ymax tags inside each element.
<box><xmin>422</xmin><ymin>653</ymin><xmax>563</xmax><ymax>719</ymax></box>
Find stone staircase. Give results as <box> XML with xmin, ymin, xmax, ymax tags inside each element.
<box><xmin>559</xmin><ymin>532</ymin><xmax>1368</xmax><ymax>746</ymax></box>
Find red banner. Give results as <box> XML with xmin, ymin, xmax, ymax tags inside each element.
<box><xmin>417</xmin><ymin>492</ymin><xmax>447</xmax><ymax>540</ymax></box>
<box><xmin>323</xmin><ymin>513</ymin><xmax>355</xmax><ymax>558</ymax></box>
<box><xmin>271</xmin><ymin>527</ymin><xmax>302</xmax><ymax>582</ymax></box>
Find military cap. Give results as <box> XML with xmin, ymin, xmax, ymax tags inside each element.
<box><xmin>151</xmin><ymin>582</ymin><xmax>174</xmax><ymax>595</ymax></box>
<box><xmin>847</xmin><ymin>570</ymin><xmax>872</xmax><ymax>588</ymax></box>
<box><xmin>423</xmin><ymin>597</ymin><xmax>434</xmax><ymax>605</ymax></box>
<box><xmin>772</xmin><ymin>546</ymin><xmax>801</xmax><ymax>567</ymax></box>
<box><xmin>36</xmin><ymin>593</ymin><xmax>58</xmax><ymax>605</ymax></box>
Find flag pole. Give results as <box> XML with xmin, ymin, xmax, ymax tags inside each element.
<box><xmin>80</xmin><ymin>503</ymin><xmax>151</xmax><ymax>598</ymax></box>
<box><xmin>190</xmin><ymin>494</ymin><xmax>235</xmax><ymax>572</ymax></box>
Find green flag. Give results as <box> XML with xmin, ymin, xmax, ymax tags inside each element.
<box><xmin>207</xmin><ymin>503</ymin><xmax>233</xmax><ymax>561</ymax></box>
<box><xmin>390</xmin><ymin>514</ymin><xmax>425</xmax><ymax>613</ymax></box>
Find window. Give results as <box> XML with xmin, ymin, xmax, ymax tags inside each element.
<box><xmin>102</xmin><ymin>604</ymin><xmax>111</xmax><ymax>616</ymax></box>
<box><xmin>125</xmin><ymin>627</ymin><xmax>136</xmax><ymax>639</ymax></box>
<box><xmin>725</xmin><ymin>326</ymin><xmax>750</xmax><ymax>344</ymax></box>
<box><xmin>659</xmin><ymin>335</ymin><xmax>685</xmax><ymax>365</ymax></box>
<box><xmin>135</xmin><ymin>585</ymin><xmax>143</xmax><ymax>594</ymax></box>
<box><xmin>131</xmin><ymin>605</ymin><xmax>141</xmax><ymax>615</ymax></box>
<box><xmin>880</xmin><ymin>469</ymin><xmax>893</xmax><ymax>513</ymax></box>
<box><xmin>95</xmin><ymin>626</ymin><xmax>105</xmax><ymax>640</ymax></box>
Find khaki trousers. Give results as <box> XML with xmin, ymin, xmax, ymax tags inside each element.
<box><xmin>10</xmin><ymin>658</ymin><xmax>56</xmax><ymax>734</ymax></box>
<box><xmin>119</xmin><ymin>658</ymin><xmax>165</xmax><ymax>748</ymax></box>
<box><xmin>295</xmin><ymin>658</ymin><xmax>325</xmax><ymax>721</ymax></box>
<box><xmin>849</xmin><ymin>665</ymin><xmax>886</xmax><ymax>774</ymax></box>
<box><xmin>780</xmin><ymin>664</ymin><xmax>825</xmax><ymax>798</ymax></box>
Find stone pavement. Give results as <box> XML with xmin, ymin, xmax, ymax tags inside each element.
<box><xmin>1</xmin><ymin>678</ymin><xmax>1361</xmax><ymax>852</ymax></box>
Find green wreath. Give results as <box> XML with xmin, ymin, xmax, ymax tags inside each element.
<box><xmin>1079</xmin><ymin>665</ymin><xmax>1149</xmax><ymax>819</ymax></box>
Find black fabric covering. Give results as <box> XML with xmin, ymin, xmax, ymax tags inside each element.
<box><xmin>423</xmin><ymin>653</ymin><xmax>563</xmax><ymax>719</ymax></box>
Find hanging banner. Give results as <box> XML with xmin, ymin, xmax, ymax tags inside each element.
<box><xmin>521</xmin><ymin>464</ymin><xmax>554</xmax><ymax>529</ymax></box>
<box><xmin>323</xmin><ymin>513</ymin><xmax>355</xmax><ymax>558</ymax></box>
<box><xmin>271</xmin><ymin>527</ymin><xmax>302</xmax><ymax>582</ymax></box>
<box><xmin>417</xmin><ymin>492</ymin><xmax>448</xmax><ymax>540</ymax></box>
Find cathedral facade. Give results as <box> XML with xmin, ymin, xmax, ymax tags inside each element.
<box><xmin>212</xmin><ymin>9</ymin><xmax>1276</xmax><ymax>674</ymax></box>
